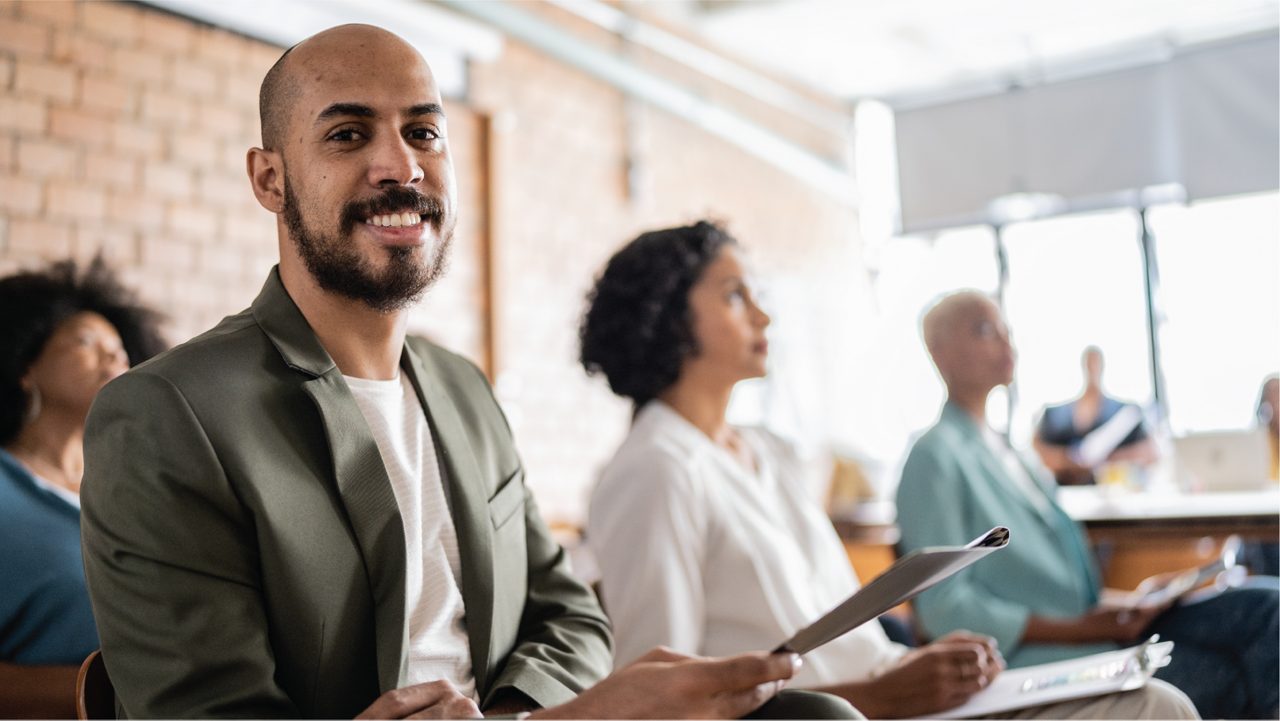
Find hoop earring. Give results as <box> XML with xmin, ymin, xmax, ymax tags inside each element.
<box><xmin>24</xmin><ymin>386</ymin><xmax>41</xmax><ymax>425</ymax></box>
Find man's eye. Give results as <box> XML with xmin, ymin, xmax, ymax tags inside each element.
<box><xmin>408</xmin><ymin>128</ymin><xmax>441</xmax><ymax>142</ymax></box>
<box><xmin>328</xmin><ymin>128</ymin><xmax>364</xmax><ymax>142</ymax></box>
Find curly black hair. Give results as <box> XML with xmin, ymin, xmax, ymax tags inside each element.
<box><xmin>0</xmin><ymin>256</ymin><xmax>167</xmax><ymax>445</ymax></box>
<box><xmin>579</xmin><ymin>220</ymin><xmax>737</xmax><ymax>409</ymax></box>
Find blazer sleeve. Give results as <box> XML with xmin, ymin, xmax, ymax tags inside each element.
<box><xmin>895</xmin><ymin>440</ymin><xmax>1032</xmax><ymax>655</ymax></box>
<box><xmin>587</xmin><ymin>452</ymin><xmax>707</xmax><ymax>668</ymax></box>
<box><xmin>80</xmin><ymin>371</ymin><xmax>297</xmax><ymax>718</ymax></box>
<box><xmin>480</xmin><ymin>488</ymin><xmax>613</xmax><ymax>710</ymax></box>
<box><xmin>463</xmin><ymin>360</ymin><xmax>611</xmax><ymax>710</ymax></box>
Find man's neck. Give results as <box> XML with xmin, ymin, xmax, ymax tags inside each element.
<box><xmin>280</xmin><ymin>261</ymin><xmax>408</xmax><ymax>380</ymax></box>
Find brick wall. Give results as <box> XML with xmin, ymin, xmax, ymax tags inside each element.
<box><xmin>0</xmin><ymin>1</ymin><xmax>866</xmax><ymax>525</ymax></box>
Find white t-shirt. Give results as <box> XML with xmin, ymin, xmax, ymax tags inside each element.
<box><xmin>345</xmin><ymin>373</ymin><xmax>476</xmax><ymax>699</ymax></box>
<box><xmin>588</xmin><ymin>401</ymin><xmax>908</xmax><ymax>688</ymax></box>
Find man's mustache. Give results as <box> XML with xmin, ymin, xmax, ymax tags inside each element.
<box><xmin>341</xmin><ymin>188</ymin><xmax>446</xmax><ymax>233</ymax></box>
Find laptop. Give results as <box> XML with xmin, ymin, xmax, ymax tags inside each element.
<box><xmin>1173</xmin><ymin>430</ymin><xmax>1272</xmax><ymax>491</ymax></box>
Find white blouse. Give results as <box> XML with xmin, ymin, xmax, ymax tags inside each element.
<box><xmin>587</xmin><ymin>401</ymin><xmax>907</xmax><ymax>688</ymax></box>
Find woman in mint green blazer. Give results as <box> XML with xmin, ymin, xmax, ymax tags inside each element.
<box><xmin>896</xmin><ymin>291</ymin><xmax>1278</xmax><ymax>719</ymax></box>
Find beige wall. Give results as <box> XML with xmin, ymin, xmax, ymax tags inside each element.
<box><xmin>0</xmin><ymin>0</ymin><xmax>865</xmax><ymax>524</ymax></box>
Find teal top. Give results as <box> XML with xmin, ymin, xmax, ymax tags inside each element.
<box><xmin>896</xmin><ymin>402</ymin><xmax>1115</xmax><ymax>667</ymax></box>
<box><xmin>0</xmin><ymin>448</ymin><xmax>98</xmax><ymax>664</ymax></box>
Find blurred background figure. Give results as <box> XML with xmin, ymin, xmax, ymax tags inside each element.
<box><xmin>1258</xmin><ymin>374</ymin><xmax>1279</xmax><ymax>481</ymax></box>
<box><xmin>1034</xmin><ymin>346</ymin><xmax>1160</xmax><ymax>486</ymax></box>
<box><xmin>0</xmin><ymin>257</ymin><xmax>165</xmax><ymax>718</ymax></box>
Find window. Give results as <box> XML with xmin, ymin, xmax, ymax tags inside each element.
<box><xmin>1149</xmin><ymin>192</ymin><xmax>1280</xmax><ymax>433</ymax></box>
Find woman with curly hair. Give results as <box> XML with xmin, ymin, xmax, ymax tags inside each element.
<box><xmin>580</xmin><ymin>221</ymin><xmax>1196</xmax><ymax>720</ymax></box>
<box><xmin>0</xmin><ymin>257</ymin><xmax>165</xmax><ymax>716</ymax></box>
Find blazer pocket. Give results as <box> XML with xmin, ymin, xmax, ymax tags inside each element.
<box><xmin>488</xmin><ymin>470</ymin><xmax>526</xmax><ymax>530</ymax></box>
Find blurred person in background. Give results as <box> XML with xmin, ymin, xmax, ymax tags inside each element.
<box><xmin>1033</xmin><ymin>346</ymin><xmax>1159</xmax><ymax>486</ymax></box>
<box><xmin>1259</xmin><ymin>374</ymin><xmax>1279</xmax><ymax>481</ymax></box>
<box><xmin>897</xmin><ymin>291</ymin><xmax>1279</xmax><ymax>720</ymax></box>
<box><xmin>582</xmin><ymin>222</ymin><xmax>1196</xmax><ymax>720</ymax></box>
<box><xmin>0</xmin><ymin>257</ymin><xmax>165</xmax><ymax>717</ymax></box>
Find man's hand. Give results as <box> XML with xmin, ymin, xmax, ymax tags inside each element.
<box><xmin>533</xmin><ymin>647</ymin><xmax>800</xmax><ymax>720</ymax></box>
<box><xmin>837</xmin><ymin>632</ymin><xmax>1003</xmax><ymax>718</ymax></box>
<box><xmin>356</xmin><ymin>679</ymin><xmax>482</xmax><ymax>720</ymax></box>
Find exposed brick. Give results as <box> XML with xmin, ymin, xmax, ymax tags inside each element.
<box><xmin>223</xmin><ymin>72</ymin><xmax>261</xmax><ymax>110</ymax></box>
<box><xmin>170</xmin><ymin>57</ymin><xmax>219</xmax><ymax>99</ymax></box>
<box><xmin>80</xmin><ymin>1</ymin><xmax>140</xmax><ymax>44</ymax></box>
<box><xmin>172</xmin><ymin>139</ymin><xmax>220</xmax><ymax>173</ymax></box>
<box><xmin>0</xmin><ymin>95</ymin><xmax>46</xmax><ymax>133</ymax></box>
<box><xmin>45</xmin><ymin>180</ymin><xmax>107</xmax><ymax>221</ymax></box>
<box><xmin>52</xmin><ymin>29</ymin><xmax>111</xmax><ymax>67</ymax></box>
<box><xmin>141</xmin><ymin>161</ymin><xmax>193</xmax><ymax>200</ymax></box>
<box><xmin>193</xmin><ymin>27</ymin><xmax>245</xmax><ymax>69</ymax></box>
<box><xmin>79</xmin><ymin>74</ymin><xmax>134</xmax><ymax>116</ymax></box>
<box><xmin>0</xmin><ymin>173</ymin><xmax>42</xmax><ymax>213</ymax></box>
<box><xmin>111</xmin><ymin>46</ymin><xmax>166</xmax><ymax>86</ymax></box>
<box><xmin>198</xmin><ymin>241</ymin><xmax>244</xmax><ymax>278</ymax></box>
<box><xmin>0</xmin><ymin>16</ymin><xmax>51</xmax><ymax>57</ymax></box>
<box><xmin>223</xmin><ymin>213</ymin><xmax>272</xmax><ymax>245</ymax></box>
<box><xmin>197</xmin><ymin>172</ymin><xmax>248</xmax><ymax>207</ymax></box>
<box><xmin>195</xmin><ymin>104</ymin><xmax>243</xmax><ymax>140</ymax></box>
<box><xmin>140</xmin><ymin>235</ymin><xmax>196</xmax><ymax>271</ymax></box>
<box><xmin>165</xmin><ymin>201</ymin><xmax>218</xmax><ymax>240</ymax></box>
<box><xmin>48</xmin><ymin>106</ymin><xmax>97</xmax><ymax>143</ymax></box>
<box><xmin>7</xmin><ymin>218</ymin><xmax>73</xmax><ymax>259</ymax></box>
<box><xmin>140</xmin><ymin>88</ymin><xmax>191</xmax><ymax>127</ymax></box>
<box><xmin>16</xmin><ymin>136</ymin><xmax>77</xmax><ymax>178</ymax></box>
<box><xmin>13</xmin><ymin>58</ymin><xmax>76</xmax><ymax>102</ymax></box>
<box><xmin>0</xmin><ymin>134</ymin><xmax>13</xmax><ymax>170</ymax></box>
<box><xmin>111</xmin><ymin>121</ymin><xmax>163</xmax><ymax>157</ymax></box>
<box><xmin>139</xmin><ymin>9</ymin><xmax>193</xmax><ymax>54</ymax></box>
<box><xmin>83</xmin><ymin>149</ymin><xmax>138</xmax><ymax>189</ymax></box>
<box><xmin>73</xmin><ymin>223</ymin><xmax>137</xmax><ymax>265</ymax></box>
<box><xmin>17</xmin><ymin>1</ymin><xmax>77</xmax><ymax>26</ymax></box>
<box><xmin>105</xmin><ymin>190</ymin><xmax>165</xmax><ymax>230</ymax></box>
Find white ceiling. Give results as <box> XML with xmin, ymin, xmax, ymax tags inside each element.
<box><xmin>647</xmin><ymin>0</ymin><xmax>1279</xmax><ymax>102</ymax></box>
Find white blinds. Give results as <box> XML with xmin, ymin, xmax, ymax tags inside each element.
<box><xmin>894</xmin><ymin>32</ymin><xmax>1279</xmax><ymax>233</ymax></box>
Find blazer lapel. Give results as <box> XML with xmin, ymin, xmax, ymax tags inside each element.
<box><xmin>251</xmin><ymin>268</ymin><xmax>408</xmax><ymax>693</ymax></box>
<box><xmin>402</xmin><ymin>344</ymin><xmax>495</xmax><ymax>697</ymax></box>
<box><xmin>304</xmin><ymin>372</ymin><xmax>409</xmax><ymax>694</ymax></box>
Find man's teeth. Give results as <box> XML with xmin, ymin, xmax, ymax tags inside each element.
<box><xmin>365</xmin><ymin>212</ymin><xmax>422</xmax><ymax>227</ymax></box>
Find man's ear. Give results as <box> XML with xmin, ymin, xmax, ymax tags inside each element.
<box><xmin>247</xmin><ymin>147</ymin><xmax>285</xmax><ymax>214</ymax></box>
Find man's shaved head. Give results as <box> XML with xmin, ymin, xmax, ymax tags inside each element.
<box><xmin>257</xmin><ymin>24</ymin><xmax>429</xmax><ymax>152</ymax></box>
<box><xmin>258</xmin><ymin>44</ymin><xmax>299</xmax><ymax>151</ymax></box>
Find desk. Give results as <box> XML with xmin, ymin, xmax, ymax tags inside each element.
<box><xmin>1058</xmin><ymin>486</ymin><xmax>1279</xmax><ymax>588</ymax></box>
<box><xmin>833</xmin><ymin>489</ymin><xmax>1279</xmax><ymax>590</ymax></box>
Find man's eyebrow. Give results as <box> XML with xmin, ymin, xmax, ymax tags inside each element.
<box><xmin>315</xmin><ymin>102</ymin><xmax>376</xmax><ymax>123</ymax></box>
<box><xmin>408</xmin><ymin>103</ymin><xmax>445</xmax><ymax>118</ymax></box>
<box><xmin>314</xmin><ymin>102</ymin><xmax>445</xmax><ymax>125</ymax></box>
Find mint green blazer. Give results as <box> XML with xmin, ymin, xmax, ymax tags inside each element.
<box><xmin>81</xmin><ymin>269</ymin><xmax>611</xmax><ymax>718</ymax></box>
<box><xmin>896</xmin><ymin>402</ymin><xmax>1115</xmax><ymax>667</ymax></box>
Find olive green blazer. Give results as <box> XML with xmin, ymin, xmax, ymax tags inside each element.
<box><xmin>81</xmin><ymin>269</ymin><xmax>611</xmax><ymax>718</ymax></box>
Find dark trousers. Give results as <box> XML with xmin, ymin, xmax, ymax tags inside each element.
<box><xmin>1148</xmin><ymin>578</ymin><xmax>1279</xmax><ymax>719</ymax></box>
<box><xmin>747</xmin><ymin>690</ymin><xmax>863</xmax><ymax>719</ymax></box>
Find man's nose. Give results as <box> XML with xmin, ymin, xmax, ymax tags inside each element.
<box><xmin>368</xmin><ymin>134</ymin><xmax>425</xmax><ymax>187</ymax></box>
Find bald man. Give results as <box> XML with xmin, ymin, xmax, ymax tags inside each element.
<box><xmin>81</xmin><ymin>25</ymin><xmax>853</xmax><ymax>720</ymax></box>
<box><xmin>895</xmin><ymin>291</ymin><xmax>1278</xmax><ymax>719</ymax></box>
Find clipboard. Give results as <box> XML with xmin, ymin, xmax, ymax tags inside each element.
<box><xmin>920</xmin><ymin>636</ymin><xmax>1174</xmax><ymax>719</ymax></box>
<box><xmin>773</xmin><ymin>527</ymin><xmax>1010</xmax><ymax>655</ymax></box>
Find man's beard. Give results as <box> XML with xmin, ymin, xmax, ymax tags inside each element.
<box><xmin>282</xmin><ymin>180</ymin><xmax>453</xmax><ymax>313</ymax></box>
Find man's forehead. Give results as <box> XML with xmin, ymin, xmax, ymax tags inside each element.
<box><xmin>288</xmin><ymin>26</ymin><xmax>440</xmax><ymax>115</ymax></box>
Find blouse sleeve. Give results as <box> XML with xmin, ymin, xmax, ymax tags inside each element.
<box><xmin>586</xmin><ymin>450</ymin><xmax>709</xmax><ymax>668</ymax></box>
